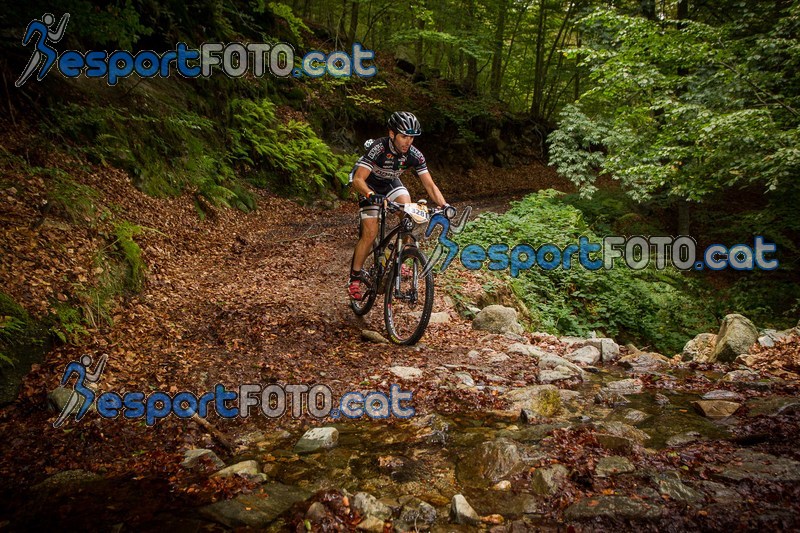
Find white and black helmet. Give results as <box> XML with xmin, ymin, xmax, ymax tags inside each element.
<box><xmin>388</xmin><ymin>111</ymin><xmax>422</xmax><ymax>136</ymax></box>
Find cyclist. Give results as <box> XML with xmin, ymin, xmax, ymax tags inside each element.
<box><xmin>348</xmin><ymin>111</ymin><xmax>450</xmax><ymax>300</ymax></box>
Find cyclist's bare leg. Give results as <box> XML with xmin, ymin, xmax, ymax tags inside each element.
<box><xmin>353</xmin><ymin>217</ymin><xmax>378</xmax><ymax>272</ymax></box>
<box><xmin>393</xmin><ymin>193</ymin><xmax>414</xmax><ymax>246</ymax></box>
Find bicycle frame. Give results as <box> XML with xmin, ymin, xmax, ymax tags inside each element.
<box><xmin>369</xmin><ymin>202</ymin><xmax>418</xmax><ymax>292</ymax></box>
<box><xmin>350</xmin><ymin>199</ymin><xmax>455</xmax><ymax>343</ymax></box>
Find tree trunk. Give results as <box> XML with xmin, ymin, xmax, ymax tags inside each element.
<box><xmin>640</xmin><ymin>0</ymin><xmax>656</xmax><ymax>20</ymax></box>
<box><xmin>348</xmin><ymin>0</ymin><xmax>359</xmax><ymax>44</ymax></box>
<box><xmin>490</xmin><ymin>0</ymin><xmax>508</xmax><ymax>99</ymax></box>
<box><xmin>337</xmin><ymin>0</ymin><xmax>348</xmax><ymax>46</ymax></box>
<box><xmin>574</xmin><ymin>32</ymin><xmax>581</xmax><ymax>101</ymax></box>
<box><xmin>415</xmin><ymin>17</ymin><xmax>425</xmax><ymax>75</ymax></box>
<box><xmin>677</xmin><ymin>0</ymin><xmax>688</xmax><ymax>25</ymax></box>
<box><xmin>463</xmin><ymin>0</ymin><xmax>478</xmax><ymax>93</ymax></box>
<box><xmin>530</xmin><ymin>0</ymin><xmax>547</xmax><ymax>116</ymax></box>
<box><xmin>678</xmin><ymin>200</ymin><xmax>690</xmax><ymax>235</ymax></box>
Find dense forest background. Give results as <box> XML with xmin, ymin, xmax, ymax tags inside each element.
<box><xmin>1</xmin><ymin>0</ymin><xmax>798</xmax><ymax>361</ymax></box>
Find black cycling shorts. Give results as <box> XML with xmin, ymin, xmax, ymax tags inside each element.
<box><xmin>358</xmin><ymin>176</ymin><xmax>409</xmax><ymax>220</ymax></box>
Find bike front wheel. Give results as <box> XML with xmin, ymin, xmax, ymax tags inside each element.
<box><xmin>384</xmin><ymin>246</ymin><xmax>434</xmax><ymax>345</ymax></box>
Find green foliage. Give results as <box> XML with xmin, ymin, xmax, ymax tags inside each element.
<box><xmin>113</xmin><ymin>221</ymin><xmax>145</xmax><ymax>292</ymax></box>
<box><xmin>47</xmin><ymin>220</ymin><xmax>146</xmax><ymax>340</ymax></box>
<box><xmin>46</xmin><ymin>169</ymin><xmax>100</xmax><ymax>224</ymax></box>
<box><xmin>547</xmin><ymin>105</ymin><xmax>613</xmax><ymax>198</ymax></box>
<box><xmin>62</xmin><ymin>0</ymin><xmax>152</xmax><ymax>48</ymax></box>
<box><xmin>0</xmin><ymin>293</ymin><xmax>38</xmax><ymax>367</ymax></box>
<box><xmin>532</xmin><ymin>388</ymin><xmax>561</xmax><ymax>417</ymax></box>
<box><xmin>455</xmin><ymin>191</ymin><xmax>717</xmax><ymax>354</ymax></box>
<box><xmin>50</xmin><ymin>302</ymin><xmax>89</xmax><ymax>345</ymax></box>
<box><xmin>268</xmin><ymin>2</ymin><xmax>310</xmax><ymax>45</ymax></box>
<box><xmin>551</xmin><ymin>6</ymin><xmax>800</xmax><ymax>205</ymax></box>
<box><xmin>726</xmin><ymin>274</ymin><xmax>800</xmax><ymax>331</ymax></box>
<box><xmin>230</xmin><ymin>98</ymin><xmax>354</xmax><ymax>197</ymax></box>
<box><xmin>48</xmin><ymin>102</ymin><xmax>250</xmax><ymax>210</ymax></box>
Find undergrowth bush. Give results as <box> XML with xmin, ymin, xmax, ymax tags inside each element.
<box><xmin>0</xmin><ymin>293</ymin><xmax>38</xmax><ymax>367</ymax></box>
<box><xmin>48</xmin><ymin>102</ymin><xmax>254</xmax><ymax>211</ymax></box>
<box><xmin>230</xmin><ymin>98</ymin><xmax>355</xmax><ymax>197</ymax></box>
<box><xmin>454</xmin><ymin>190</ymin><xmax>717</xmax><ymax>354</ymax></box>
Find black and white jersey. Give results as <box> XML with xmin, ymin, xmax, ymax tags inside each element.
<box><xmin>354</xmin><ymin>137</ymin><xmax>429</xmax><ymax>182</ymax></box>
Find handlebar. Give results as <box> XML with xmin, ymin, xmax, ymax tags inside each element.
<box><xmin>384</xmin><ymin>199</ymin><xmax>457</xmax><ymax>220</ymax></box>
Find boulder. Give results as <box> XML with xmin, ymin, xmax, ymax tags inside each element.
<box><xmin>682</xmin><ymin>333</ymin><xmax>717</xmax><ymax>362</ymax></box>
<box><xmin>31</xmin><ymin>470</ymin><xmax>102</xmax><ymax>494</ymax></box>
<box><xmin>734</xmin><ymin>354</ymin><xmax>758</xmax><ymax>367</ymax></box>
<box><xmin>356</xmin><ymin>516</ymin><xmax>385</xmax><ymax>532</ymax></box>
<box><xmin>605</xmin><ymin>378</ymin><xmax>644</xmax><ymax>394</ymax></box>
<box><xmin>489</xmin><ymin>352</ymin><xmax>510</xmax><ymax>364</ymax></box>
<box><xmin>454</xmin><ymin>371</ymin><xmax>475</xmax><ymax>387</ymax></box>
<box><xmin>450</xmin><ymin>494</ymin><xmax>480</xmax><ymax>525</ymax></box>
<box><xmin>473</xmin><ymin>305</ymin><xmax>524</xmax><ymax>335</ymax></box>
<box><xmin>361</xmin><ymin>330</ymin><xmax>389</xmax><ymax>344</ymax></box>
<box><xmin>566</xmin><ymin>346</ymin><xmax>601</xmax><ymax>365</ymax></box>
<box><xmin>503</xmin><ymin>385</ymin><xmax>561</xmax><ymax>417</ymax></box>
<box><xmin>428</xmin><ymin>311</ymin><xmax>450</xmax><ymax>324</ymax></box>
<box><xmin>618</xmin><ymin>352</ymin><xmax>670</xmax><ymax>372</ymax></box>
<box><xmin>702</xmin><ymin>390</ymin><xmax>743</xmax><ymax>402</ymax></box>
<box><xmin>665</xmin><ymin>431</ymin><xmax>701</xmax><ymax>447</ymax></box>
<box><xmin>306</xmin><ymin>502</ymin><xmax>328</xmax><ymax>522</ymax></box>
<box><xmin>530</xmin><ymin>464</ymin><xmax>569</xmax><ymax>496</ymax></box>
<box><xmin>598</xmin><ymin>421</ymin><xmax>651</xmax><ymax>444</ymax></box>
<box><xmin>654</xmin><ymin>473</ymin><xmax>703</xmax><ymax>503</ymax></box>
<box><xmin>585</xmin><ymin>338</ymin><xmax>621</xmax><ymax>362</ymax></box>
<box><xmin>538</xmin><ymin>354</ymin><xmax>586</xmax><ymax>380</ymax></box>
<box><xmin>595</xmin><ymin>388</ymin><xmax>631</xmax><ymax>407</ymax></box>
<box><xmin>692</xmin><ymin>400</ymin><xmax>741</xmax><ymax>419</ymax></box>
<box><xmin>294</xmin><ymin>427</ymin><xmax>339</xmax><ymax>454</ymax></box>
<box><xmin>200</xmin><ymin>483</ymin><xmax>310</xmax><ymax>528</ymax></box>
<box><xmin>717</xmin><ymin>449</ymin><xmax>800</xmax><ymax>482</ymax></box>
<box><xmin>539</xmin><ymin>369</ymin><xmax>576</xmax><ymax>384</ymax></box>
<box><xmin>560</xmin><ymin>336</ymin><xmax>586</xmax><ymax>347</ymax></box>
<box><xmin>492</xmin><ymin>480</ymin><xmax>512</xmax><ymax>491</ymax></box>
<box><xmin>388</xmin><ymin>366</ymin><xmax>423</xmax><ymax>380</ymax></box>
<box><xmin>353</xmin><ymin>492</ymin><xmax>392</xmax><ymax>521</ymax></box>
<box><xmin>606</xmin><ymin>408</ymin><xmax>650</xmax><ymax>425</ymax></box>
<box><xmin>720</xmin><ymin>369</ymin><xmax>760</xmax><ymax>384</ymax></box>
<box><xmin>595</xmin><ymin>421</ymin><xmax>650</xmax><ymax>452</ymax></box>
<box><xmin>757</xmin><ymin>329</ymin><xmax>788</xmax><ymax>348</ymax></box>
<box><xmin>457</xmin><ymin>438</ymin><xmax>525</xmax><ymax>484</ymax></box>
<box><xmin>211</xmin><ymin>460</ymin><xmax>260</xmax><ymax>479</ymax></box>
<box><xmin>711</xmin><ymin>314</ymin><xmax>758</xmax><ymax>362</ymax></box>
<box><xmin>181</xmin><ymin>449</ymin><xmax>225</xmax><ymax>471</ymax></box>
<box><xmin>507</xmin><ymin>343</ymin><xmax>553</xmax><ymax>358</ymax></box>
<box><xmin>565</xmin><ymin>496</ymin><xmax>662</xmax><ymax>521</ymax></box>
<box><xmin>595</xmin><ymin>456</ymin><xmax>635</xmax><ymax>477</ymax></box>
<box><xmin>396</xmin><ymin>496</ymin><xmax>436</xmax><ymax>530</ymax></box>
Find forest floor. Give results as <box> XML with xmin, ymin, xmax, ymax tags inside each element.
<box><xmin>2</xmin><ymin>140</ymin><xmax>800</xmax><ymax>531</ymax></box>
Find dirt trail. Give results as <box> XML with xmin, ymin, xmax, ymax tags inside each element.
<box><xmin>1</xmin><ymin>160</ymin><xmax>553</xmax><ymax>491</ymax></box>
<box><xmin>4</xmin><ymin>159</ymin><xmax>800</xmax><ymax>532</ymax></box>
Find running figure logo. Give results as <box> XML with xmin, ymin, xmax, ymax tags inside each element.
<box><xmin>15</xmin><ymin>12</ymin><xmax>70</xmax><ymax>88</ymax></box>
<box><xmin>53</xmin><ymin>354</ymin><xmax>108</xmax><ymax>428</ymax></box>
<box><xmin>421</xmin><ymin>206</ymin><xmax>472</xmax><ymax>277</ymax></box>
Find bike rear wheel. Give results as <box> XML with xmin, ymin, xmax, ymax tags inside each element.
<box><xmin>349</xmin><ymin>254</ymin><xmax>377</xmax><ymax>316</ymax></box>
<box><xmin>384</xmin><ymin>246</ymin><xmax>434</xmax><ymax>345</ymax></box>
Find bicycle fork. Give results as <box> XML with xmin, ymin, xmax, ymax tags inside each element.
<box><xmin>392</xmin><ymin>241</ymin><xmax>419</xmax><ymax>304</ymax></box>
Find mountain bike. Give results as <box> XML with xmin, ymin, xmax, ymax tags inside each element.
<box><xmin>349</xmin><ymin>199</ymin><xmax>456</xmax><ymax>345</ymax></box>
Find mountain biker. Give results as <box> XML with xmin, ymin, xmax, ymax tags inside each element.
<box><xmin>349</xmin><ymin>111</ymin><xmax>450</xmax><ymax>300</ymax></box>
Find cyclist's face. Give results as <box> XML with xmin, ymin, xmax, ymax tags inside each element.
<box><xmin>390</xmin><ymin>131</ymin><xmax>414</xmax><ymax>153</ymax></box>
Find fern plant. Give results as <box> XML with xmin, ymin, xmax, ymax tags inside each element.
<box><xmin>230</xmin><ymin>98</ymin><xmax>352</xmax><ymax>197</ymax></box>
